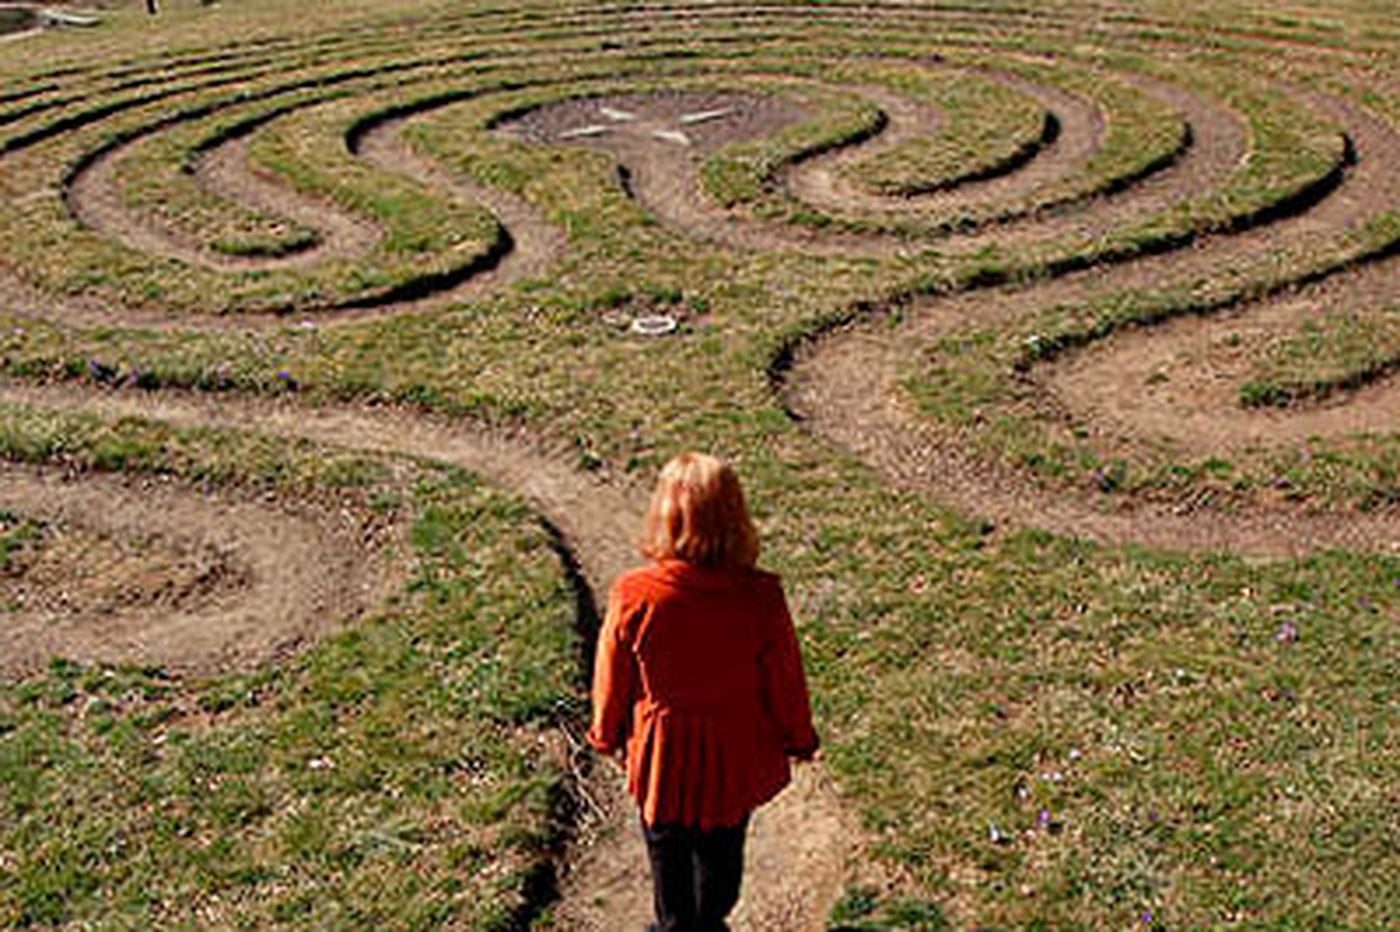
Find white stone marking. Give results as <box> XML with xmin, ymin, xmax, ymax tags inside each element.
<box><xmin>558</xmin><ymin>124</ymin><xmax>611</xmax><ymax>140</ymax></box>
<box><xmin>39</xmin><ymin>9</ymin><xmax>101</xmax><ymax>27</ymax></box>
<box><xmin>678</xmin><ymin>107</ymin><xmax>736</xmax><ymax>125</ymax></box>
<box><xmin>599</xmin><ymin>105</ymin><xmax>638</xmax><ymax>122</ymax></box>
<box><xmin>651</xmin><ymin>128</ymin><xmax>692</xmax><ymax>147</ymax></box>
<box><xmin>630</xmin><ymin>314</ymin><xmax>678</xmax><ymax>336</ymax></box>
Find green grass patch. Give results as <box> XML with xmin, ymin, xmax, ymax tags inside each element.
<box><xmin>0</xmin><ymin>2</ymin><xmax>1396</xmax><ymax>926</ymax></box>
<box><xmin>840</xmin><ymin>70</ymin><xmax>1051</xmax><ymax>197</ymax></box>
<box><xmin>1240</xmin><ymin>304</ymin><xmax>1400</xmax><ymax>407</ymax></box>
<box><xmin>0</xmin><ymin>403</ymin><xmax>579</xmax><ymax>928</ymax></box>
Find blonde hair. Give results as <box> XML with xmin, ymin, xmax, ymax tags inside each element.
<box><xmin>642</xmin><ymin>452</ymin><xmax>759</xmax><ymax>569</ymax></box>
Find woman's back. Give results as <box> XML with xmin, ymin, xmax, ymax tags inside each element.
<box><xmin>594</xmin><ymin>559</ymin><xmax>812</xmax><ymax>829</ymax></box>
<box><xmin>586</xmin><ymin>451</ymin><xmax>817</xmax><ymax>929</ymax></box>
<box><xmin>630</xmin><ymin>561</ymin><xmax>769</xmax><ymax>708</ymax></box>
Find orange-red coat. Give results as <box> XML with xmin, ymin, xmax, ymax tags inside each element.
<box><xmin>588</xmin><ymin>559</ymin><xmax>820</xmax><ymax>830</ymax></box>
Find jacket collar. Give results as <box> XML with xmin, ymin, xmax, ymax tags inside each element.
<box><xmin>653</xmin><ymin>558</ymin><xmax>750</xmax><ymax>590</ymax></box>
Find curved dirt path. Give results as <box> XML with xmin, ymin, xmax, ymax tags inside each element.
<box><xmin>0</xmin><ymin>463</ymin><xmax>393</xmax><ymax>675</ymax></box>
<box><xmin>66</xmin><ymin>126</ymin><xmax>383</xmax><ymax>272</ymax></box>
<box><xmin>352</xmin><ymin>109</ymin><xmax>567</xmax><ymax>307</ymax></box>
<box><xmin>513</xmin><ymin>65</ymin><xmax>1246</xmax><ymax>260</ymax></box>
<box><xmin>12</xmin><ymin>102</ymin><xmax>566</xmax><ymax>332</ymax></box>
<box><xmin>0</xmin><ymin>378</ymin><xmax>859</xmax><ymax>931</ymax></box>
<box><xmin>1049</xmin><ymin>255</ymin><xmax>1400</xmax><ymax>453</ymax></box>
<box><xmin>784</xmin><ymin>71</ymin><xmax>1104</xmax><ymax>221</ymax></box>
<box><xmin>787</xmin><ymin>87</ymin><xmax>1400</xmax><ymax>558</ymax></box>
<box><xmin>197</xmin><ymin>132</ymin><xmax>384</xmax><ymax>267</ymax></box>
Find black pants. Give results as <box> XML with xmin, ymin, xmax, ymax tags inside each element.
<box><xmin>642</xmin><ymin>815</ymin><xmax>749</xmax><ymax>932</ymax></box>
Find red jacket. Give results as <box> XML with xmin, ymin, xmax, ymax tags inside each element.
<box><xmin>588</xmin><ymin>559</ymin><xmax>820</xmax><ymax>829</ymax></box>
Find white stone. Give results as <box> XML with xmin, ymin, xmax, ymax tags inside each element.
<box><xmin>678</xmin><ymin>107</ymin><xmax>735</xmax><ymax>125</ymax></box>
<box><xmin>630</xmin><ymin>314</ymin><xmax>678</xmax><ymax>336</ymax></box>
<box><xmin>558</xmin><ymin>124</ymin><xmax>610</xmax><ymax>139</ymax></box>
<box><xmin>651</xmin><ymin>128</ymin><xmax>692</xmax><ymax>147</ymax></box>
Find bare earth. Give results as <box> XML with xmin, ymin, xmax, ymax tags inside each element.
<box><xmin>0</xmin><ymin>380</ymin><xmax>859</xmax><ymax>931</ymax></box>
<box><xmin>2</xmin><ymin>34</ymin><xmax>1398</xmax><ymax>930</ymax></box>
<box><xmin>0</xmin><ymin>463</ymin><xmax>397</xmax><ymax>675</ymax></box>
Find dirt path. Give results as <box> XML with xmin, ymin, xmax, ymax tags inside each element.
<box><xmin>55</xmin><ymin>94</ymin><xmax>565</xmax><ymax>326</ymax></box>
<box><xmin>0</xmin><ymin>463</ymin><xmax>393</xmax><ymax>675</ymax></box>
<box><xmin>555</xmin><ymin>758</ymin><xmax>855</xmax><ymax>931</ymax></box>
<box><xmin>1049</xmin><ymin>255</ymin><xmax>1400</xmax><ymax>453</ymax></box>
<box><xmin>0</xmin><ymin>378</ymin><xmax>859</xmax><ymax>931</ymax></box>
<box><xmin>66</xmin><ymin>124</ymin><xmax>383</xmax><ymax>272</ymax></box>
<box><xmin>509</xmin><ymin>66</ymin><xmax>1245</xmax><ymax>260</ymax></box>
<box><xmin>352</xmin><ymin>109</ymin><xmax>567</xmax><ymax>306</ymax></box>
<box><xmin>784</xmin><ymin>71</ymin><xmax>1105</xmax><ymax>223</ymax></box>
<box><xmin>786</xmin><ymin>87</ymin><xmax>1400</xmax><ymax>558</ymax></box>
<box><xmin>197</xmin><ymin>133</ymin><xmax>384</xmax><ymax>267</ymax></box>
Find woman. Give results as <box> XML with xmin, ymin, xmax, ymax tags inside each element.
<box><xmin>588</xmin><ymin>452</ymin><xmax>819</xmax><ymax>931</ymax></box>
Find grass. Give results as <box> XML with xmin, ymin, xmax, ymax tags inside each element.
<box><xmin>0</xmin><ymin>0</ymin><xmax>1396</xmax><ymax>927</ymax></box>
<box><xmin>903</xmin><ymin>210</ymin><xmax>1400</xmax><ymax>508</ymax></box>
<box><xmin>0</xmin><ymin>404</ymin><xmax>580</xmax><ymax>928</ymax></box>
<box><xmin>838</xmin><ymin>69</ymin><xmax>1051</xmax><ymax>197</ymax></box>
<box><xmin>0</xmin><ymin>511</ymin><xmax>44</xmax><ymax>576</ymax></box>
<box><xmin>116</xmin><ymin>104</ymin><xmax>326</xmax><ymax>262</ymax></box>
<box><xmin>1240</xmin><ymin>303</ymin><xmax>1400</xmax><ymax>408</ymax></box>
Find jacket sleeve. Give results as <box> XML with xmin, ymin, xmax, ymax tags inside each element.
<box><xmin>758</xmin><ymin>579</ymin><xmax>820</xmax><ymax>760</ymax></box>
<box><xmin>587</xmin><ymin>580</ymin><xmax>640</xmax><ymax>755</ymax></box>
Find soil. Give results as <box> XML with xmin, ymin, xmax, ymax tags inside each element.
<box><xmin>503</xmin><ymin>87</ymin><xmax>809</xmax><ymax>156</ymax></box>
<box><xmin>786</xmin><ymin>84</ymin><xmax>1400</xmax><ymax>557</ymax></box>
<box><xmin>3</xmin><ymin>20</ymin><xmax>1397</xmax><ymax>929</ymax></box>
<box><xmin>55</xmin><ymin>96</ymin><xmax>564</xmax><ymax>324</ymax></box>
<box><xmin>0</xmin><ymin>464</ymin><xmax>397</xmax><ymax>675</ymax></box>
<box><xmin>0</xmin><ymin>378</ymin><xmax>859</xmax><ymax>931</ymax></box>
<box><xmin>552</xmin><ymin>760</ymin><xmax>856</xmax><ymax>931</ymax></box>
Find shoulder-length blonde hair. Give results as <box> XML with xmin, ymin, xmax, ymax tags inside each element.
<box><xmin>641</xmin><ymin>452</ymin><xmax>759</xmax><ymax>569</ymax></box>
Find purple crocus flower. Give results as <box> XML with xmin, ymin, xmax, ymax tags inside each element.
<box><xmin>87</xmin><ymin>359</ymin><xmax>118</xmax><ymax>384</ymax></box>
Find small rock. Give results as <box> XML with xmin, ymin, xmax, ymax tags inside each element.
<box><xmin>630</xmin><ymin>314</ymin><xmax>678</xmax><ymax>336</ymax></box>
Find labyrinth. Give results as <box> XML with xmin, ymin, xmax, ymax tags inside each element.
<box><xmin>0</xmin><ymin>0</ymin><xmax>1396</xmax><ymax>927</ymax></box>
